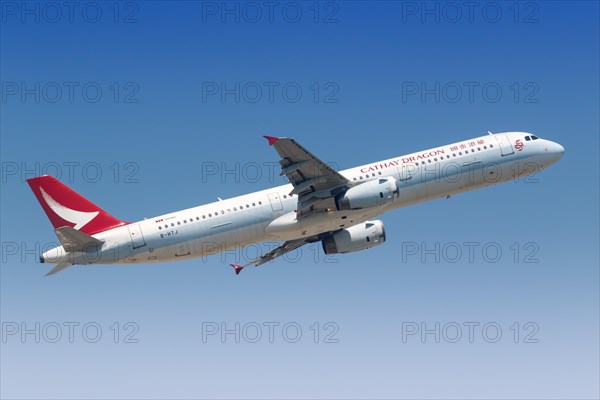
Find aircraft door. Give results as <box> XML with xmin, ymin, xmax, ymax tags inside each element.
<box><xmin>268</xmin><ymin>192</ymin><xmax>283</xmax><ymax>212</ymax></box>
<box><xmin>495</xmin><ymin>134</ymin><xmax>515</xmax><ymax>156</ymax></box>
<box><xmin>394</xmin><ymin>163</ymin><xmax>419</xmax><ymax>204</ymax></box>
<box><xmin>127</xmin><ymin>224</ymin><xmax>146</xmax><ymax>249</ymax></box>
<box><xmin>397</xmin><ymin>163</ymin><xmax>415</xmax><ymax>182</ymax></box>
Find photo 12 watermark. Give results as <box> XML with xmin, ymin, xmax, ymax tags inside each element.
<box><xmin>400</xmin><ymin>81</ymin><xmax>540</xmax><ymax>104</ymax></box>
<box><xmin>200</xmin><ymin>81</ymin><xmax>339</xmax><ymax>104</ymax></box>
<box><xmin>200</xmin><ymin>1</ymin><xmax>340</xmax><ymax>24</ymax></box>
<box><xmin>199</xmin><ymin>241</ymin><xmax>339</xmax><ymax>265</ymax></box>
<box><xmin>201</xmin><ymin>321</ymin><xmax>340</xmax><ymax>344</ymax></box>
<box><xmin>1</xmin><ymin>161</ymin><xmax>141</xmax><ymax>184</ymax></box>
<box><xmin>1</xmin><ymin>321</ymin><xmax>140</xmax><ymax>344</ymax></box>
<box><xmin>399</xmin><ymin>241</ymin><xmax>540</xmax><ymax>264</ymax></box>
<box><xmin>1</xmin><ymin>81</ymin><xmax>140</xmax><ymax>104</ymax></box>
<box><xmin>401</xmin><ymin>321</ymin><xmax>540</xmax><ymax>344</ymax></box>
<box><xmin>1</xmin><ymin>1</ymin><xmax>140</xmax><ymax>24</ymax></box>
<box><xmin>200</xmin><ymin>160</ymin><xmax>340</xmax><ymax>184</ymax></box>
<box><xmin>400</xmin><ymin>1</ymin><xmax>540</xmax><ymax>24</ymax></box>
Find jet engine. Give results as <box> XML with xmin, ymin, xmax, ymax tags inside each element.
<box><xmin>322</xmin><ymin>220</ymin><xmax>386</xmax><ymax>254</ymax></box>
<box><xmin>336</xmin><ymin>177</ymin><xmax>398</xmax><ymax>210</ymax></box>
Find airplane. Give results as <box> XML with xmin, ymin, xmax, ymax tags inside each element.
<box><xmin>27</xmin><ymin>131</ymin><xmax>564</xmax><ymax>276</ymax></box>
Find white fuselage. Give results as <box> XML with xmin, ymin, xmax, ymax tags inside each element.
<box><xmin>42</xmin><ymin>132</ymin><xmax>564</xmax><ymax>266</ymax></box>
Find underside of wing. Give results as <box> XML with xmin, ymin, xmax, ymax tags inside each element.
<box><xmin>229</xmin><ymin>236</ymin><xmax>321</xmax><ymax>274</ymax></box>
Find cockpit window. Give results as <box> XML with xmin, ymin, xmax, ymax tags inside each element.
<box><xmin>525</xmin><ymin>136</ymin><xmax>531</xmax><ymax>141</ymax></box>
<box><xmin>531</xmin><ymin>135</ymin><xmax>539</xmax><ymax>140</ymax></box>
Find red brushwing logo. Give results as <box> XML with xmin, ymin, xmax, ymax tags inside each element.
<box><xmin>515</xmin><ymin>139</ymin><xmax>524</xmax><ymax>151</ymax></box>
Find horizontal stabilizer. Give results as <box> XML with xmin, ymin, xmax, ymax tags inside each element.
<box><xmin>55</xmin><ymin>226</ymin><xmax>104</xmax><ymax>253</ymax></box>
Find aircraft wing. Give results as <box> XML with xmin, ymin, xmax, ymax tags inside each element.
<box><xmin>264</xmin><ymin>136</ymin><xmax>350</xmax><ymax>218</ymax></box>
<box><xmin>229</xmin><ymin>237</ymin><xmax>317</xmax><ymax>275</ymax></box>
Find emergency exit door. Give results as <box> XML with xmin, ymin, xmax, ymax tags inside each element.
<box><xmin>268</xmin><ymin>192</ymin><xmax>283</xmax><ymax>211</ymax></box>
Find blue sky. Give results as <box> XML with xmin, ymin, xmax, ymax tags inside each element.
<box><xmin>1</xmin><ymin>1</ymin><xmax>598</xmax><ymax>399</ymax></box>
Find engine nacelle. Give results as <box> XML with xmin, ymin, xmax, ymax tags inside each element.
<box><xmin>336</xmin><ymin>176</ymin><xmax>398</xmax><ymax>210</ymax></box>
<box><xmin>322</xmin><ymin>220</ymin><xmax>386</xmax><ymax>254</ymax></box>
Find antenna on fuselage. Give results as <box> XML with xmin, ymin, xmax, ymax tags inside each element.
<box><xmin>488</xmin><ymin>131</ymin><xmax>494</xmax><ymax>135</ymax></box>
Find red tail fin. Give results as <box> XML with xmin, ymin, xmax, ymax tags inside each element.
<box><xmin>27</xmin><ymin>175</ymin><xmax>128</xmax><ymax>235</ymax></box>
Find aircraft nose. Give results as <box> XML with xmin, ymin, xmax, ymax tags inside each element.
<box><xmin>545</xmin><ymin>140</ymin><xmax>564</xmax><ymax>159</ymax></box>
<box><xmin>552</xmin><ymin>142</ymin><xmax>565</xmax><ymax>158</ymax></box>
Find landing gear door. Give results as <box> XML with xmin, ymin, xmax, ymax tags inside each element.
<box><xmin>127</xmin><ymin>224</ymin><xmax>146</xmax><ymax>249</ymax></box>
<box><xmin>495</xmin><ymin>134</ymin><xmax>515</xmax><ymax>156</ymax></box>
